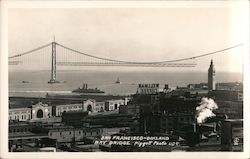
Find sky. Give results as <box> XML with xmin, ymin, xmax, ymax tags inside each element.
<box><xmin>8</xmin><ymin>5</ymin><xmax>247</xmax><ymax>72</ymax></box>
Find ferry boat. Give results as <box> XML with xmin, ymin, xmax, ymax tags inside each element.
<box><xmin>72</xmin><ymin>83</ymin><xmax>105</xmax><ymax>94</ymax></box>
<box><xmin>22</xmin><ymin>81</ymin><xmax>30</xmax><ymax>83</ymax></box>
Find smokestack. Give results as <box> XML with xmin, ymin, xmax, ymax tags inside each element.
<box><xmin>196</xmin><ymin>97</ymin><xmax>218</xmax><ymax>124</ymax></box>
<box><xmin>213</xmin><ymin>122</ymin><xmax>216</xmax><ymax>132</ymax></box>
<box><xmin>193</xmin><ymin>123</ymin><xmax>196</xmax><ymax>133</ymax></box>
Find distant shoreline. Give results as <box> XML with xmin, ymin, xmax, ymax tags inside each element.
<box><xmin>8</xmin><ymin>69</ymin><xmax>243</xmax><ymax>74</ymax></box>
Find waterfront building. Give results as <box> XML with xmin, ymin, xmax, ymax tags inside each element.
<box><xmin>208</xmin><ymin>60</ymin><xmax>216</xmax><ymax>90</ymax></box>
<box><xmin>9</xmin><ymin>97</ymin><xmax>128</xmax><ymax>121</ymax></box>
<box><xmin>31</xmin><ymin>102</ymin><xmax>52</xmax><ymax>120</ymax></box>
<box><xmin>95</xmin><ymin>101</ymin><xmax>105</xmax><ymax>112</ymax></box>
<box><xmin>53</xmin><ymin>99</ymin><xmax>96</xmax><ymax>115</ymax></box>
<box><xmin>104</xmin><ymin>99</ymin><xmax>126</xmax><ymax>111</ymax></box>
<box><xmin>137</xmin><ymin>83</ymin><xmax>160</xmax><ymax>95</ymax></box>
<box><xmin>9</xmin><ymin>108</ymin><xmax>31</xmax><ymax>121</ymax></box>
<box><xmin>54</xmin><ymin>99</ymin><xmax>126</xmax><ymax>116</ymax></box>
<box><xmin>9</xmin><ymin>102</ymin><xmax>52</xmax><ymax>121</ymax></box>
<box><xmin>54</xmin><ymin>103</ymin><xmax>83</xmax><ymax>116</ymax></box>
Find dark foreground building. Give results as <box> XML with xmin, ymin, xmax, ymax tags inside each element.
<box><xmin>221</xmin><ymin>119</ymin><xmax>243</xmax><ymax>151</ymax></box>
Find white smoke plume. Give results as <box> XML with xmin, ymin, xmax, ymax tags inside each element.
<box><xmin>196</xmin><ymin>97</ymin><xmax>218</xmax><ymax>124</ymax></box>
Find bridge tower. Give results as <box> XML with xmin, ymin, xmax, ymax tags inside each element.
<box><xmin>48</xmin><ymin>37</ymin><xmax>60</xmax><ymax>84</ymax></box>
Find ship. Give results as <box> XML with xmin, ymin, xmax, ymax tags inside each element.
<box><xmin>72</xmin><ymin>83</ymin><xmax>105</xmax><ymax>94</ymax></box>
<box><xmin>115</xmin><ymin>77</ymin><xmax>121</xmax><ymax>84</ymax></box>
<box><xmin>22</xmin><ymin>81</ymin><xmax>30</xmax><ymax>83</ymax></box>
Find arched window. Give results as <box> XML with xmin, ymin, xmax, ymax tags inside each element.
<box><xmin>100</xmin><ymin>107</ymin><xmax>104</xmax><ymax>112</ymax></box>
<box><xmin>37</xmin><ymin>109</ymin><xmax>43</xmax><ymax>118</ymax></box>
<box><xmin>114</xmin><ymin>104</ymin><xmax>118</xmax><ymax>109</ymax></box>
<box><xmin>87</xmin><ymin>105</ymin><xmax>92</xmax><ymax>112</ymax></box>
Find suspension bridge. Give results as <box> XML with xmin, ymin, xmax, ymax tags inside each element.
<box><xmin>8</xmin><ymin>40</ymin><xmax>243</xmax><ymax>84</ymax></box>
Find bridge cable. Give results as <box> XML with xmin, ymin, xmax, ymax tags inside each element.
<box><xmin>162</xmin><ymin>43</ymin><xmax>244</xmax><ymax>63</ymax></box>
<box><xmin>57</xmin><ymin>43</ymin><xmax>135</xmax><ymax>64</ymax></box>
<box><xmin>57</xmin><ymin>42</ymin><xmax>243</xmax><ymax>64</ymax></box>
<box><xmin>9</xmin><ymin>42</ymin><xmax>243</xmax><ymax>64</ymax></box>
<box><xmin>8</xmin><ymin>43</ymin><xmax>52</xmax><ymax>59</ymax></box>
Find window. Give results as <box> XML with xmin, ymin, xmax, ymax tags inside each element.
<box><xmin>69</xmin><ymin>131</ymin><xmax>72</xmax><ymax>135</ymax></box>
<box><xmin>60</xmin><ymin>132</ymin><xmax>62</xmax><ymax>135</ymax></box>
<box><xmin>79</xmin><ymin>131</ymin><xmax>81</xmax><ymax>134</ymax></box>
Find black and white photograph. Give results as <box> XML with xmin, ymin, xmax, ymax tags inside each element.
<box><xmin>0</xmin><ymin>0</ymin><xmax>249</xmax><ymax>158</ymax></box>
